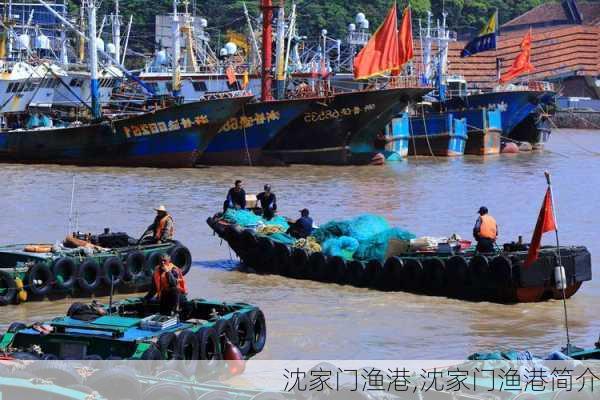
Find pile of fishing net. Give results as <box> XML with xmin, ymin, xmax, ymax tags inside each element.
<box><xmin>293</xmin><ymin>237</ymin><xmax>322</xmax><ymax>253</ymax></box>
<box><xmin>223</xmin><ymin>209</ymin><xmax>289</xmax><ymax>231</ymax></box>
<box><xmin>313</xmin><ymin>214</ymin><xmax>415</xmax><ymax>261</ymax></box>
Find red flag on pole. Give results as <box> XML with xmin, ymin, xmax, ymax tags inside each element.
<box><xmin>398</xmin><ymin>7</ymin><xmax>414</xmax><ymax>66</ymax></box>
<box><xmin>499</xmin><ymin>29</ymin><xmax>535</xmax><ymax>84</ymax></box>
<box><xmin>524</xmin><ymin>188</ymin><xmax>557</xmax><ymax>267</ymax></box>
<box><xmin>226</xmin><ymin>66</ymin><xmax>237</xmax><ymax>85</ymax></box>
<box><xmin>353</xmin><ymin>3</ymin><xmax>399</xmax><ymax>79</ymax></box>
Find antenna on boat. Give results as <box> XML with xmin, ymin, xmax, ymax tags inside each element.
<box><xmin>545</xmin><ymin>171</ymin><xmax>571</xmax><ymax>354</ymax></box>
<box><xmin>67</xmin><ymin>176</ymin><xmax>76</xmax><ymax>234</ymax></box>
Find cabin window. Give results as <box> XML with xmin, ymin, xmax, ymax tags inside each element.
<box><xmin>192</xmin><ymin>81</ymin><xmax>207</xmax><ymax>92</ymax></box>
<box><xmin>70</xmin><ymin>78</ymin><xmax>84</xmax><ymax>88</ymax></box>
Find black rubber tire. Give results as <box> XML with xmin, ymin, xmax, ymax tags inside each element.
<box><xmin>7</xmin><ymin>322</ymin><xmax>27</xmax><ymax>333</ymax></box>
<box><xmin>52</xmin><ymin>258</ymin><xmax>77</xmax><ymax>290</ymax></box>
<box><xmin>382</xmin><ymin>256</ymin><xmax>404</xmax><ymax>291</ymax></box>
<box><xmin>215</xmin><ymin>318</ymin><xmax>238</xmax><ymax>351</ymax></box>
<box><xmin>226</xmin><ymin>225</ymin><xmax>244</xmax><ymax>254</ymax></box>
<box><xmin>88</xmin><ymin>365</ymin><xmax>142</xmax><ymax>400</ymax></box>
<box><xmin>157</xmin><ymin>332</ymin><xmax>179</xmax><ymax>361</ymax></box>
<box><xmin>469</xmin><ymin>255</ymin><xmax>490</xmax><ymax>289</ymax></box>
<box><xmin>401</xmin><ymin>259</ymin><xmax>424</xmax><ymax>291</ymax></box>
<box><xmin>308</xmin><ymin>252</ymin><xmax>328</xmax><ymax>282</ymax></box>
<box><xmin>146</xmin><ymin>252</ymin><xmax>165</xmax><ymax>277</ymax></box>
<box><xmin>27</xmin><ymin>262</ymin><xmax>54</xmax><ymax>297</ymax></box>
<box><xmin>125</xmin><ymin>251</ymin><xmax>146</xmax><ymax>281</ymax></box>
<box><xmin>256</xmin><ymin>237</ymin><xmax>276</xmax><ymax>274</ymax></box>
<box><xmin>169</xmin><ymin>245</ymin><xmax>192</xmax><ymax>276</ymax></box>
<box><xmin>327</xmin><ymin>256</ymin><xmax>347</xmax><ymax>284</ymax></box>
<box><xmin>365</xmin><ymin>259</ymin><xmax>383</xmax><ymax>287</ymax></box>
<box><xmin>346</xmin><ymin>260</ymin><xmax>366</xmax><ymax>287</ymax></box>
<box><xmin>423</xmin><ymin>257</ymin><xmax>446</xmax><ymax>291</ymax></box>
<box><xmin>369</xmin><ymin>259</ymin><xmax>387</xmax><ymax>289</ymax></box>
<box><xmin>0</xmin><ymin>270</ymin><xmax>16</xmax><ymax>306</ymax></box>
<box><xmin>446</xmin><ymin>255</ymin><xmax>469</xmax><ymax>288</ymax></box>
<box><xmin>197</xmin><ymin>327</ymin><xmax>221</xmax><ymax>361</ymax></box>
<box><xmin>143</xmin><ymin>382</ymin><xmax>191</xmax><ymax>400</ymax></box>
<box><xmin>491</xmin><ymin>255</ymin><xmax>513</xmax><ymax>287</ymax></box>
<box><xmin>101</xmin><ymin>256</ymin><xmax>125</xmax><ymax>287</ymax></box>
<box><xmin>240</xmin><ymin>230</ymin><xmax>259</xmax><ymax>269</ymax></box>
<box><xmin>248</xmin><ymin>308</ymin><xmax>267</xmax><ymax>354</ymax></box>
<box><xmin>175</xmin><ymin>329</ymin><xmax>200</xmax><ymax>377</ymax></box>
<box><xmin>272</xmin><ymin>242</ymin><xmax>292</xmax><ymax>277</ymax></box>
<box><xmin>290</xmin><ymin>248</ymin><xmax>309</xmax><ymax>279</ymax></box>
<box><xmin>28</xmin><ymin>361</ymin><xmax>83</xmax><ymax>386</ymax></box>
<box><xmin>232</xmin><ymin>312</ymin><xmax>253</xmax><ymax>356</ymax></box>
<box><xmin>77</xmin><ymin>259</ymin><xmax>102</xmax><ymax>292</ymax></box>
<box><xmin>140</xmin><ymin>344</ymin><xmax>162</xmax><ymax>360</ymax></box>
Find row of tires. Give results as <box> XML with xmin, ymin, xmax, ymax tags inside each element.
<box><xmin>0</xmin><ymin>244</ymin><xmax>192</xmax><ymax>305</ymax></box>
<box><xmin>225</xmin><ymin>227</ymin><xmax>522</xmax><ymax>296</ymax></box>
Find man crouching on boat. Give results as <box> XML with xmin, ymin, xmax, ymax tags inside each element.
<box><xmin>144</xmin><ymin>254</ymin><xmax>188</xmax><ymax>315</ymax></box>
<box><xmin>144</xmin><ymin>205</ymin><xmax>174</xmax><ymax>244</ymax></box>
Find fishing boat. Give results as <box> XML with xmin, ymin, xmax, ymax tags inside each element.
<box><xmin>0</xmin><ymin>229</ymin><xmax>192</xmax><ymax>306</ymax></box>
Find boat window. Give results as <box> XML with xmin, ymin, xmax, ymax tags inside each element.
<box><xmin>192</xmin><ymin>81</ymin><xmax>207</xmax><ymax>92</ymax></box>
<box><xmin>70</xmin><ymin>78</ymin><xmax>84</xmax><ymax>87</ymax></box>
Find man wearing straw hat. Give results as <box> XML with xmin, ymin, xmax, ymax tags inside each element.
<box><xmin>144</xmin><ymin>205</ymin><xmax>174</xmax><ymax>244</ymax></box>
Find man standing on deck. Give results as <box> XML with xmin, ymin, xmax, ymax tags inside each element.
<box><xmin>144</xmin><ymin>254</ymin><xmax>188</xmax><ymax>315</ymax></box>
<box><xmin>257</xmin><ymin>184</ymin><xmax>277</xmax><ymax>220</ymax></box>
<box><xmin>473</xmin><ymin>206</ymin><xmax>498</xmax><ymax>253</ymax></box>
<box><xmin>145</xmin><ymin>205</ymin><xmax>174</xmax><ymax>244</ymax></box>
<box><xmin>223</xmin><ymin>180</ymin><xmax>246</xmax><ymax>212</ymax></box>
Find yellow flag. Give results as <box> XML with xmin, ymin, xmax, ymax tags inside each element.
<box><xmin>480</xmin><ymin>11</ymin><xmax>497</xmax><ymax>36</ymax></box>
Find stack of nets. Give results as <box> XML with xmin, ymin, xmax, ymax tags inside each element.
<box><xmin>313</xmin><ymin>214</ymin><xmax>415</xmax><ymax>262</ymax></box>
<box><xmin>293</xmin><ymin>237</ymin><xmax>322</xmax><ymax>253</ymax></box>
<box><xmin>223</xmin><ymin>209</ymin><xmax>289</xmax><ymax>231</ymax></box>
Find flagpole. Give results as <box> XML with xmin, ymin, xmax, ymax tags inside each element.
<box><xmin>545</xmin><ymin>170</ymin><xmax>571</xmax><ymax>353</ymax></box>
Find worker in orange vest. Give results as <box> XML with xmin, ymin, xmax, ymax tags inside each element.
<box><xmin>473</xmin><ymin>206</ymin><xmax>498</xmax><ymax>253</ymax></box>
<box><xmin>144</xmin><ymin>254</ymin><xmax>188</xmax><ymax>315</ymax></box>
<box><xmin>144</xmin><ymin>205</ymin><xmax>174</xmax><ymax>244</ymax></box>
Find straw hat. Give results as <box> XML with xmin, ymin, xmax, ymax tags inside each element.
<box><xmin>154</xmin><ymin>205</ymin><xmax>167</xmax><ymax>213</ymax></box>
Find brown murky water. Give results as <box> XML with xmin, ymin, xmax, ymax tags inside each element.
<box><xmin>1</xmin><ymin>129</ymin><xmax>599</xmax><ymax>359</ymax></box>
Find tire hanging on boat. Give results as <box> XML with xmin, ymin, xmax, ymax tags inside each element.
<box><xmin>214</xmin><ymin>319</ymin><xmax>238</xmax><ymax>358</ymax></box>
<box><xmin>345</xmin><ymin>260</ymin><xmax>366</xmax><ymax>287</ymax></box>
<box><xmin>125</xmin><ymin>251</ymin><xmax>146</xmax><ymax>281</ymax></box>
<box><xmin>401</xmin><ymin>259</ymin><xmax>424</xmax><ymax>291</ymax></box>
<box><xmin>469</xmin><ymin>255</ymin><xmax>490</xmax><ymax>289</ymax></box>
<box><xmin>232</xmin><ymin>312</ymin><xmax>253</xmax><ymax>356</ymax></box>
<box><xmin>157</xmin><ymin>332</ymin><xmax>179</xmax><ymax>364</ymax></box>
<box><xmin>382</xmin><ymin>256</ymin><xmax>404</xmax><ymax>291</ymax></box>
<box><xmin>175</xmin><ymin>329</ymin><xmax>200</xmax><ymax>376</ymax></box>
<box><xmin>248</xmin><ymin>308</ymin><xmax>267</xmax><ymax>354</ymax></box>
<box><xmin>77</xmin><ymin>259</ymin><xmax>102</xmax><ymax>292</ymax></box>
<box><xmin>290</xmin><ymin>248</ymin><xmax>309</xmax><ymax>279</ymax></box>
<box><xmin>272</xmin><ymin>242</ymin><xmax>292</xmax><ymax>277</ymax></box>
<box><xmin>196</xmin><ymin>327</ymin><xmax>222</xmax><ymax>363</ymax></box>
<box><xmin>423</xmin><ymin>257</ymin><xmax>446</xmax><ymax>291</ymax></box>
<box><xmin>0</xmin><ymin>270</ymin><xmax>17</xmax><ymax>305</ymax></box>
<box><xmin>445</xmin><ymin>255</ymin><xmax>469</xmax><ymax>289</ymax></box>
<box><xmin>101</xmin><ymin>257</ymin><xmax>125</xmax><ymax>287</ymax></box>
<box><xmin>364</xmin><ymin>259</ymin><xmax>383</xmax><ymax>287</ymax></box>
<box><xmin>145</xmin><ymin>252</ymin><xmax>164</xmax><ymax>277</ymax></box>
<box><xmin>169</xmin><ymin>245</ymin><xmax>192</xmax><ymax>275</ymax></box>
<box><xmin>490</xmin><ymin>255</ymin><xmax>513</xmax><ymax>286</ymax></box>
<box><xmin>308</xmin><ymin>252</ymin><xmax>328</xmax><ymax>282</ymax></box>
<box><xmin>52</xmin><ymin>258</ymin><xmax>77</xmax><ymax>290</ymax></box>
<box><xmin>327</xmin><ymin>256</ymin><xmax>347</xmax><ymax>284</ymax></box>
<box><xmin>256</xmin><ymin>236</ymin><xmax>276</xmax><ymax>274</ymax></box>
<box><xmin>27</xmin><ymin>262</ymin><xmax>54</xmax><ymax>297</ymax></box>
<box><xmin>140</xmin><ymin>344</ymin><xmax>162</xmax><ymax>360</ymax></box>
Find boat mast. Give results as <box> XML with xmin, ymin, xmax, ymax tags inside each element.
<box><xmin>274</xmin><ymin>0</ymin><xmax>285</xmax><ymax>99</ymax></box>
<box><xmin>111</xmin><ymin>0</ymin><xmax>121</xmax><ymax>63</ymax></box>
<box><xmin>86</xmin><ymin>0</ymin><xmax>101</xmax><ymax>119</ymax></box>
<box><xmin>172</xmin><ymin>0</ymin><xmax>181</xmax><ymax>96</ymax></box>
<box><xmin>260</xmin><ymin>0</ymin><xmax>274</xmax><ymax>101</ymax></box>
<box><xmin>242</xmin><ymin>2</ymin><xmax>260</xmax><ymax>72</ymax></box>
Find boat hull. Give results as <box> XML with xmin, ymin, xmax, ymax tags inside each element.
<box><xmin>263</xmin><ymin>88</ymin><xmax>425</xmax><ymax>165</ymax></box>
<box><xmin>197</xmin><ymin>98</ymin><xmax>313</xmax><ymax>166</ymax></box>
<box><xmin>0</xmin><ymin>96</ymin><xmax>250</xmax><ymax>168</ymax></box>
<box><xmin>464</xmin><ymin>129</ymin><xmax>501</xmax><ymax>155</ymax></box>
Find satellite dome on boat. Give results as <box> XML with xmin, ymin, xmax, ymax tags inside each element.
<box><xmin>360</xmin><ymin>19</ymin><xmax>369</xmax><ymax>30</ymax></box>
<box><xmin>96</xmin><ymin>37</ymin><xmax>105</xmax><ymax>53</ymax></box>
<box><xmin>355</xmin><ymin>13</ymin><xmax>366</xmax><ymax>24</ymax></box>
<box><xmin>34</xmin><ymin>34</ymin><xmax>51</xmax><ymax>50</ymax></box>
<box><xmin>219</xmin><ymin>48</ymin><xmax>227</xmax><ymax>57</ymax></box>
<box><xmin>16</xmin><ymin>34</ymin><xmax>30</xmax><ymax>50</ymax></box>
<box><xmin>199</xmin><ymin>17</ymin><xmax>208</xmax><ymax>28</ymax></box>
<box><xmin>348</xmin><ymin>23</ymin><xmax>356</xmax><ymax>31</ymax></box>
<box><xmin>224</xmin><ymin>42</ymin><xmax>237</xmax><ymax>55</ymax></box>
<box><xmin>155</xmin><ymin>49</ymin><xmax>168</xmax><ymax>65</ymax></box>
<box><xmin>321</xmin><ymin>29</ymin><xmax>327</xmax><ymax>37</ymax></box>
<box><xmin>106</xmin><ymin>43</ymin><xmax>116</xmax><ymax>55</ymax></box>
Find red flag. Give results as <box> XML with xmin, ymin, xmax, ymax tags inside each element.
<box><xmin>353</xmin><ymin>3</ymin><xmax>399</xmax><ymax>79</ymax></box>
<box><xmin>398</xmin><ymin>7</ymin><xmax>414</xmax><ymax>66</ymax></box>
<box><xmin>226</xmin><ymin>66</ymin><xmax>237</xmax><ymax>85</ymax></box>
<box><xmin>499</xmin><ymin>30</ymin><xmax>535</xmax><ymax>84</ymax></box>
<box><xmin>524</xmin><ymin>188</ymin><xmax>557</xmax><ymax>267</ymax></box>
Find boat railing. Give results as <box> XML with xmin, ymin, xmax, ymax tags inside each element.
<box><xmin>202</xmin><ymin>89</ymin><xmax>252</xmax><ymax>100</ymax></box>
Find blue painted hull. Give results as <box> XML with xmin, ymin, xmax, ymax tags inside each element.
<box><xmin>408</xmin><ymin>113</ymin><xmax>468</xmax><ymax>156</ymax></box>
<box><xmin>197</xmin><ymin>98</ymin><xmax>313</xmax><ymax>165</ymax></box>
<box><xmin>0</xmin><ymin>96</ymin><xmax>250</xmax><ymax>168</ymax></box>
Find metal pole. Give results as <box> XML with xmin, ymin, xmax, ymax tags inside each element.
<box><xmin>112</xmin><ymin>0</ymin><xmax>121</xmax><ymax>62</ymax></box>
<box><xmin>87</xmin><ymin>0</ymin><xmax>101</xmax><ymax>119</ymax></box>
<box><xmin>260</xmin><ymin>0</ymin><xmax>273</xmax><ymax>101</ymax></box>
<box><xmin>545</xmin><ymin>170</ymin><xmax>571</xmax><ymax>353</ymax></box>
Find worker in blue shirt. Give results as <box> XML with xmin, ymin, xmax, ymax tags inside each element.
<box><xmin>288</xmin><ymin>208</ymin><xmax>313</xmax><ymax>238</ymax></box>
<box><xmin>223</xmin><ymin>180</ymin><xmax>246</xmax><ymax>212</ymax></box>
<box><xmin>257</xmin><ymin>184</ymin><xmax>277</xmax><ymax>220</ymax></box>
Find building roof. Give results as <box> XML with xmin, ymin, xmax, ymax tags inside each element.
<box><xmin>502</xmin><ymin>1</ymin><xmax>600</xmax><ymax>30</ymax></box>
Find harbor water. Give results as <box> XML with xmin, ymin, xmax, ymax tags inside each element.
<box><xmin>1</xmin><ymin>129</ymin><xmax>599</xmax><ymax>359</ymax></box>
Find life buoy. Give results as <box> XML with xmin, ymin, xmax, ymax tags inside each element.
<box><xmin>77</xmin><ymin>259</ymin><xmax>102</xmax><ymax>292</ymax></box>
<box><xmin>401</xmin><ymin>259</ymin><xmax>424</xmax><ymax>291</ymax></box>
<box><xmin>101</xmin><ymin>257</ymin><xmax>125</xmax><ymax>287</ymax></box>
<box><xmin>290</xmin><ymin>248</ymin><xmax>309</xmax><ymax>279</ymax></box>
<box><xmin>382</xmin><ymin>256</ymin><xmax>404</xmax><ymax>291</ymax></box>
<box><xmin>308</xmin><ymin>252</ymin><xmax>328</xmax><ymax>282</ymax></box>
<box><xmin>27</xmin><ymin>262</ymin><xmax>54</xmax><ymax>297</ymax></box>
<box><xmin>125</xmin><ymin>251</ymin><xmax>146</xmax><ymax>281</ymax></box>
<box><xmin>0</xmin><ymin>270</ymin><xmax>17</xmax><ymax>305</ymax></box>
<box><xmin>346</xmin><ymin>260</ymin><xmax>366</xmax><ymax>287</ymax></box>
<box><xmin>169</xmin><ymin>245</ymin><xmax>192</xmax><ymax>276</ymax></box>
<box><xmin>273</xmin><ymin>243</ymin><xmax>292</xmax><ymax>277</ymax></box>
<box><xmin>423</xmin><ymin>257</ymin><xmax>446</xmax><ymax>291</ymax></box>
<box><xmin>52</xmin><ymin>258</ymin><xmax>77</xmax><ymax>290</ymax></box>
<box><xmin>232</xmin><ymin>312</ymin><xmax>253</xmax><ymax>356</ymax></box>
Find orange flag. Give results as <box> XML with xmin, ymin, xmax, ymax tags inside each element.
<box><xmin>226</xmin><ymin>66</ymin><xmax>237</xmax><ymax>85</ymax></box>
<box><xmin>524</xmin><ymin>188</ymin><xmax>557</xmax><ymax>267</ymax></box>
<box><xmin>499</xmin><ymin>30</ymin><xmax>535</xmax><ymax>84</ymax></box>
<box><xmin>398</xmin><ymin>7</ymin><xmax>414</xmax><ymax>67</ymax></box>
<box><xmin>353</xmin><ymin>3</ymin><xmax>399</xmax><ymax>79</ymax></box>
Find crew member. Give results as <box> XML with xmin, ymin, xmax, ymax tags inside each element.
<box><xmin>473</xmin><ymin>206</ymin><xmax>498</xmax><ymax>253</ymax></box>
<box><xmin>145</xmin><ymin>205</ymin><xmax>174</xmax><ymax>244</ymax></box>
<box><xmin>224</xmin><ymin>180</ymin><xmax>246</xmax><ymax>212</ymax></box>
<box><xmin>144</xmin><ymin>254</ymin><xmax>188</xmax><ymax>315</ymax></box>
<box><xmin>256</xmin><ymin>184</ymin><xmax>277</xmax><ymax>220</ymax></box>
<box><xmin>287</xmin><ymin>208</ymin><xmax>314</xmax><ymax>239</ymax></box>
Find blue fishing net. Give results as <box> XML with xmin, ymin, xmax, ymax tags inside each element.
<box><xmin>314</xmin><ymin>214</ymin><xmax>415</xmax><ymax>262</ymax></box>
<box><xmin>268</xmin><ymin>216</ymin><xmax>290</xmax><ymax>231</ymax></box>
<box><xmin>223</xmin><ymin>209</ymin><xmax>289</xmax><ymax>230</ymax></box>
<box><xmin>268</xmin><ymin>232</ymin><xmax>296</xmax><ymax>245</ymax></box>
<box><xmin>322</xmin><ymin>236</ymin><xmax>360</xmax><ymax>260</ymax></box>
